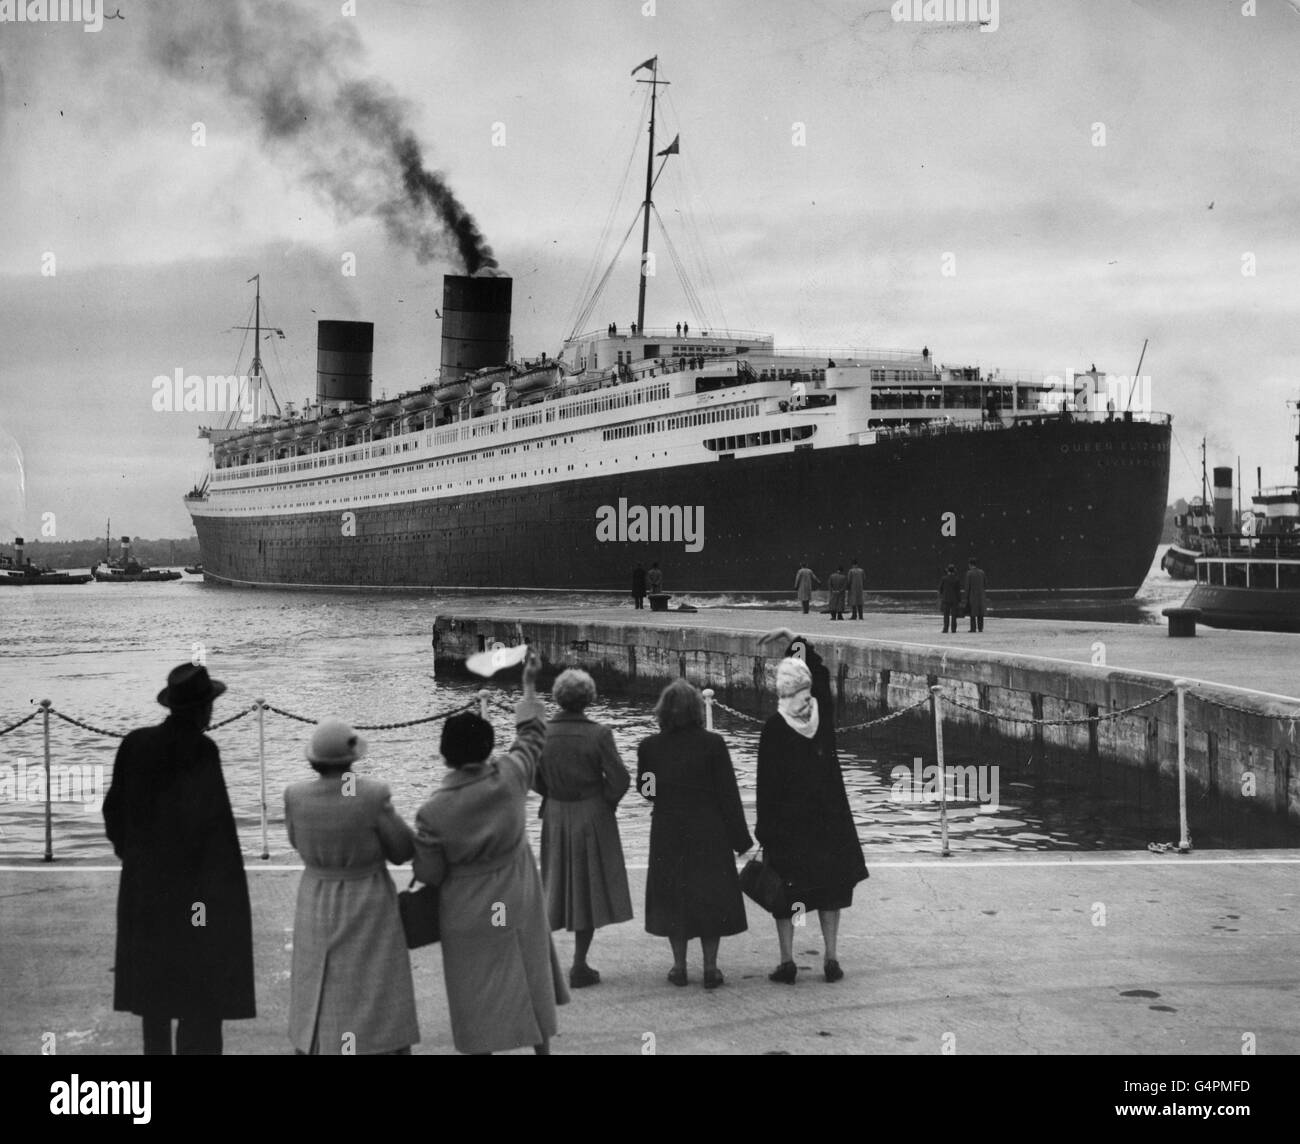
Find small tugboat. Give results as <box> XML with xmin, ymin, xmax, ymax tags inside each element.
<box><xmin>91</xmin><ymin>528</ymin><xmax>183</xmax><ymax>583</ymax></box>
<box><xmin>183</xmin><ymin>563</ymin><xmax>205</xmax><ymax>575</ymax></box>
<box><xmin>1162</xmin><ymin>441</ymin><xmax>1228</xmax><ymax>579</ymax></box>
<box><xmin>1180</xmin><ymin>402</ymin><xmax>1300</xmax><ymax>632</ymax></box>
<box><xmin>0</xmin><ymin>538</ymin><xmax>92</xmax><ymax>585</ymax></box>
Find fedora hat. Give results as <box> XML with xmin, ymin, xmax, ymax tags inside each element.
<box><xmin>306</xmin><ymin>718</ymin><xmax>368</xmax><ymax>766</ymax></box>
<box><xmin>157</xmin><ymin>663</ymin><xmax>227</xmax><ymax>709</ymax></box>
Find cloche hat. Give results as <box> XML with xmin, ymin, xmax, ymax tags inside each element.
<box><xmin>306</xmin><ymin>718</ymin><xmax>368</xmax><ymax>766</ymax></box>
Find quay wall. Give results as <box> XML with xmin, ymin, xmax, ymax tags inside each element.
<box><xmin>433</xmin><ymin>614</ymin><xmax>1300</xmax><ymax>824</ymax></box>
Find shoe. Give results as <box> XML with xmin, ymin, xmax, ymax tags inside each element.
<box><xmin>703</xmin><ymin>969</ymin><xmax>724</xmax><ymax>990</ymax></box>
<box><xmin>768</xmin><ymin>961</ymin><xmax>797</xmax><ymax>984</ymax></box>
<box><xmin>569</xmin><ymin>965</ymin><xmax>600</xmax><ymax>988</ymax></box>
<box><xmin>667</xmin><ymin>967</ymin><xmax>689</xmax><ymax>987</ymax></box>
<box><xmin>824</xmin><ymin>959</ymin><xmax>844</xmax><ymax>983</ymax></box>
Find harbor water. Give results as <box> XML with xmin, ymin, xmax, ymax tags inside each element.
<box><xmin>2</xmin><ymin>547</ymin><xmax>1294</xmax><ymax>863</ymax></box>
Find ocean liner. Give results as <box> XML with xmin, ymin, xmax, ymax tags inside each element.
<box><xmin>185</xmin><ymin>62</ymin><xmax>1172</xmax><ymax>598</ymax></box>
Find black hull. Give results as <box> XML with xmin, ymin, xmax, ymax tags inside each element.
<box><xmin>191</xmin><ymin>418</ymin><xmax>1171</xmax><ymax>598</ymax></box>
<box><xmin>1181</xmin><ymin>584</ymin><xmax>1300</xmax><ymax>633</ymax></box>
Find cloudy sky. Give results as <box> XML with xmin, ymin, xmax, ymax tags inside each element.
<box><xmin>1</xmin><ymin>0</ymin><xmax>1298</xmax><ymax>541</ymax></box>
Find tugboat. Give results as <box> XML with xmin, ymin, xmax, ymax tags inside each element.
<box><xmin>1162</xmin><ymin>440</ymin><xmax>1226</xmax><ymax>579</ymax></box>
<box><xmin>91</xmin><ymin>528</ymin><xmax>182</xmax><ymax>583</ymax></box>
<box><xmin>183</xmin><ymin>563</ymin><xmax>205</xmax><ymax>575</ymax></box>
<box><xmin>0</xmin><ymin>538</ymin><xmax>92</xmax><ymax>585</ymax></box>
<box><xmin>1180</xmin><ymin>401</ymin><xmax>1300</xmax><ymax>632</ymax></box>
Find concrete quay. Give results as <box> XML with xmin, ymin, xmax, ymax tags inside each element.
<box><xmin>434</xmin><ymin>606</ymin><xmax>1300</xmax><ymax>824</ymax></box>
<box><xmin>3</xmin><ymin>854</ymin><xmax>1298</xmax><ymax>1056</ymax></box>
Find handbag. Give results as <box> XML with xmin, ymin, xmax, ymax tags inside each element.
<box><xmin>739</xmin><ymin>849</ymin><xmax>790</xmax><ymax>915</ymax></box>
<box><xmin>398</xmin><ymin>877</ymin><xmax>441</xmax><ymax>948</ymax></box>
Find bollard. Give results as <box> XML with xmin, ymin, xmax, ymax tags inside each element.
<box><xmin>478</xmin><ymin>689</ymin><xmax>490</xmax><ymax>719</ymax></box>
<box><xmin>257</xmin><ymin>700</ymin><xmax>269</xmax><ymax>860</ymax></box>
<box><xmin>40</xmin><ymin>699</ymin><xmax>52</xmax><ymax>863</ymax></box>
<box><xmin>929</xmin><ymin>685</ymin><xmax>951</xmax><ymax>857</ymax></box>
<box><xmin>702</xmin><ymin>688</ymin><xmax>714</xmax><ymax>731</ymax></box>
<box><xmin>1174</xmin><ymin>679</ymin><xmax>1192</xmax><ymax>852</ymax></box>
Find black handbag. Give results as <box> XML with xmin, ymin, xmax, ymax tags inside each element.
<box><xmin>398</xmin><ymin>878</ymin><xmax>441</xmax><ymax>948</ymax></box>
<box><xmin>740</xmin><ymin>849</ymin><xmax>790</xmax><ymax>915</ymax></box>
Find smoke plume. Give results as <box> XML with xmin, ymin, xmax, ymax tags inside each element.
<box><xmin>148</xmin><ymin>0</ymin><xmax>496</xmax><ymax>274</ymax></box>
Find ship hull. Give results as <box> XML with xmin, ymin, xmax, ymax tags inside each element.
<box><xmin>1181</xmin><ymin>583</ymin><xmax>1300</xmax><ymax>633</ymax></box>
<box><xmin>189</xmin><ymin>417</ymin><xmax>1171</xmax><ymax>598</ymax></box>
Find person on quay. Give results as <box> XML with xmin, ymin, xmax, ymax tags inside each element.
<box><xmin>535</xmin><ymin>669</ymin><xmax>634</xmax><ymax>989</ymax></box>
<box><xmin>646</xmin><ymin>561</ymin><xmax>664</xmax><ymax>597</ymax></box>
<box><xmin>846</xmin><ymin>557</ymin><xmax>866</xmax><ymax>621</ymax></box>
<box><xmin>756</xmin><ymin>656</ymin><xmax>868</xmax><ymax>986</ymax></box>
<box><xmin>414</xmin><ymin>648</ymin><xmax>570</xmax><ymax>1055</ymax></box>
<box><xmin>794</xmin><ymin>560</ymin><xmax>820</xmax><ymax>615</ymax></box>
<box><xmin>964</xmin><ymin>557</ymin><xmax>987</xmax><ymax>633</ymax></box>
<box><xmin>637</xmin><ymin>679</ymin><xmax>753</xmax><ymax>989</ymax></box>
<box><xmin>631</xmin><ymin>563</ymin><xmax>647</xmax><ymax>610</ymax></box>
<box><xmin>103</xmin><ymin>664</ymin><xmax>255</xmax><ymax>1054</ymax></box>
<box><xmin>938</xmin><ymin>563</ymin><xmax>963</xmax><ymax>634</ymax></box>
<box><xmin>284</xmin><ymin>718</ymin><xmax>419</xmax><ymax>1055</ymax></box>
<box><xmin>827</xmin><ymin>565</ymin><xmax>848</xmax><ymax>621</ymax></box>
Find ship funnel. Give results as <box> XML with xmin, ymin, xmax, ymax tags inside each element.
<box><xmin>317</xmin><ymin>321</ymin><xmax>374</xmax><ymax>409</ymax></box>
<box><xmin>439</xmin><ymin>273</ymin><xmax>512</xmax><ymax>384</ymax></box>
<box><xmin>14</xmin><ymin>537</ymin><xmax>23</xmax><ymax>566</ymax></box>
<box><xmin>1213</xmin><ymin>466</ymin><xmax>1233</xmax><ymax>533</ymax></box>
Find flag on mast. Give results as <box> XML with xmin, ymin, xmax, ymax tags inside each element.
<box><xmin>631</xmin><ymin>56</ymin><xmax>657</xmax><ymax>76</ymax></box>
<box><xmin>657</xmin><ymin>134</ymin><xmax>679</xmax><ymax>157</ymax></box>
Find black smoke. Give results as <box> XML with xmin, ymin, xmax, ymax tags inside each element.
<box><xmin>149</xmin><ymin>0</ymin><xmax>496</xmax><ymax>274</ymax></box>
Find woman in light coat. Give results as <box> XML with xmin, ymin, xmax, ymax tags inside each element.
<box><xmin>415</xmin><ymin>648</ymin><xmax>570</xmax><ymax>1054</ymax></box>
<box><xmin>535</xmin><ymin>669</ymin><xmax>633</xmax><ymax>989</ymax></box>
<box><xmin>284</xmin><ymin>718</ymin><xmax>419</xmax><ymax>1054</ymax></box>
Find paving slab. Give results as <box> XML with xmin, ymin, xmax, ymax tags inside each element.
<box><xmin>3</xmin><ymin>853</ymin><xmax>1297</xmax><ymax>1055</ymax></box>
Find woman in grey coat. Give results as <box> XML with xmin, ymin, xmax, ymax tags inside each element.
<box><xmin>284</xmin><ymin>718</ymin><xmax>419</xmax><ymax>1055</ymax></box>
<box><xmin>535</xmin><ymin>669</ymin><xmax>633</xmax><ymax>989</ymax></box>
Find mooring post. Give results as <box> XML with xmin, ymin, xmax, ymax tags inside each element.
<box><xmin>478</xmin><ymin>689</ymin><xmax>490</xmax><ymax>719</ymax></box>
<box><xmin>929</xmin><ymin>685</ymin><xmax>950</xmax><ymax>857</ymax></box>
<box><xmin>257</xmin><ymin>699</ymin><xmax>269</xmax><ymax>860</ymax></box>
<box><xmin>1174</xmin><ymin>679</ymin><xmax>1191</xmax><ymax>852</ymax></box>
<box><xmin>702</xmin><ymin>688</ymin><xmax>715</xmax><ymax>730</ymax></box>
<box><xmin>40</xmin><ymin>699</ymin><xmax>52</xmax><ymax>863</ymax></box>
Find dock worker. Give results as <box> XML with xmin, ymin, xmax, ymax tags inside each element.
<box><xmin>794</xmin><ymin>560</ymin><xmax>819</xmax><ymax>615</ymax></box>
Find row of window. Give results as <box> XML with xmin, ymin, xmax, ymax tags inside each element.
<box><xmin>704</xmin><ymin>426</ymin><xmax>816</xmax><ymax>452</ymax></box>
<box><xmin>602</xmin><ymin>402</ymin><xmax>761</xmax><ymax>442</ymax></box>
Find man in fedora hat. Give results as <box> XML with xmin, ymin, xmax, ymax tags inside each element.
<box><xmin>103</xmin><ymin>663</ymin><xmax>256</xmax><ymax>1054</ymax></box>
<box><xmin>938</xmin><ymin>563</ymin><xmax>962</xmax><ymax>633</ymax></box>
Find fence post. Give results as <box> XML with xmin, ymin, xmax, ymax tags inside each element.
<box><xmin>257</xmin><ymin>700</ymin><xmax>269</xmax><ymax>861</ymax></box>
<box><xmin>478</xmin><ymin>689</ymin><xmax>490</xmax><ymax>719</ymax></box>
<box><xmin>702</xmin><ymin>688</ymin><xmax>714</xmax><ymax>731</ymax></box>
<box><xmin>40</xmin><ymin>699</ymin><xmax>52</xmax><ymax>863</ymax></box>
<box><xmin>929</xmin><ymin>685</ymin><xmax>950</xmax><ymax>857</ymax></box>
<box><xmin>1174</xmin><ymin>679</ymin><xmax>1191</xmax><ymax>853</ymax></box>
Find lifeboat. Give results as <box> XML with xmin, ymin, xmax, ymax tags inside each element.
<box><xmin>401</xmin><ymin>388</ymin><xmax>436</xmax><ymax>411</ymax></box>
<box><xmin>273</xmin><ymin>425</ymin><xmax>296</xmax><ymax>442</ymax></box>
<box><xmin>343</xmin><ymin>407</ymin><xmax>372</xmax><ymax>426</ymax></box>
<box><xmin>295</xmin><ymin>420</ymin><xmax>320</xmax><ymax>438</ymax></box>
<box><xmin>435</xmin><ymin>380</ymin><xmax>472</xmax><ymax>403</ymax></box>
<box><xmin>514</xmin><ymin>363</ymin><xmax>562</xmax><ymax>393</ymax></box>
<box><xmin>469</xmin><ymin>365</ymin><xmax>512</xmax><ymax>395</ymax></box>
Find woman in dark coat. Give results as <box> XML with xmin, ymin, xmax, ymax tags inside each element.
<box><xmin>535</xmin><ymin>669</ymin><xmax>633</xmax><ymax>989</ymax></box>
<box><xmin>637</xmin><ymin>679</ymin><xmax>753</xmax><ymax>989</ymax></box>
<box><xmin>756</xmin><ymin>654</ymin><xmax>868</xmax><ymax>985</ymax></box>
<box><xmin>103</xmin><ymin>664</ymin><xmax>255</xmax><ymax>1054</ymax></box>
<box><xmin>284</xmin><ymin>718</ymin><xmax>419</xmax><ymax>1054</ymax></box>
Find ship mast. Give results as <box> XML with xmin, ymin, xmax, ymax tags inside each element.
<box><xmin>634</xmin><ymin>57</ymin><xmax>668</xmax><ymax>333</ymax></box>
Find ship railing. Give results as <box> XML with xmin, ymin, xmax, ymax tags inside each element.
<box><xmin>856</xmin><ymin>409</ymin><xmax>1171</xmax><ymax>445</ymax></box>
<box><xmin>569</xmin><ymin>325</ymin><xmax>772</xmax><ymax>343</ymax></box>
<box><xmin>765</xmin><ymin>347</ymin><xmax>928</xmax><ymax>364</ymax></box>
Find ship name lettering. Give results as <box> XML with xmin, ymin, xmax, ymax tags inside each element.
<box><xmin>595</xmin><ymin>497</ymin><xmax>705</xmax><ymax>552</ymax></box>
